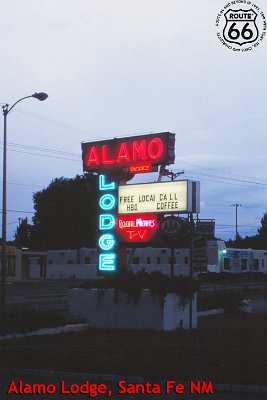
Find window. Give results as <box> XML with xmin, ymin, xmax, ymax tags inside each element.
<box><xmin>241</xmin><ymin>258</ymin><xmax>248</xmax><ymax>271</ymax></box>
<box><xmin>253</xmin><ymin>259</ymin><xmax>259</xmax><ymax>271</ymax></box>
<box><xmin>67</xmin><ymin>260</ymin><xmax>74</xmax><ymax>264</ymax></box>
<box><xmin>223</xmin><ymin>257</ymin><xmax>230</xmax><ymax>271</ymax></box>
<box><xmin>147</xmin><ymin>257</ymin><xmax>151</xmax><ymax>264</ymax></box>
<box><xmin>84</xmin><ymin>257</ymin><xmax>91</xmax><ymax>264</ymax></box>
<box><xmin>169</xmin><ymin>257</ymin><xmax>176</xmax><ymax>264</ymax></box>
<box><xmin>157</xmin><ymin>257</ymin><xmax>161</xmax><ymax>264</ymax></box>
<box><xmin>49</xmin><ymin>260</ymin><xmax>53</xmax><ymax>265</ymax></box>
<box><xmin>184</xmin><ymin>257</ymin><xmax>188</xmax><ymax>264</ymax></box>
<box><xmin>132</xmin><ymin>257</ymin><xmax>139</xmax><ymax>264</ymax></box>
<box><xmin>262</xmin><ymin>259</ymin><xmax>265</xmax><ymax>269</ymax></box>
<box><xmin>7</xmin><ymin>257</ymin><xmax>16</xmax><ymax>276</ymax></box>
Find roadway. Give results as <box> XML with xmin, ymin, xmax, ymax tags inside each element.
<box><xmin>3</xmin><ymin>280</ymin><xmax>267</xmax><ymax>316</ymax></box>
<box><xmin>3</xmin><ymin>280</ymin><xmax>79</xmax><ymax>317</ymax></box>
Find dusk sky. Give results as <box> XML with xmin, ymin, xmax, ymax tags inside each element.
<box><xmin>1</xmin><ymin>0</ymin><xmax>267</xmax><ymax>241</ymax></box>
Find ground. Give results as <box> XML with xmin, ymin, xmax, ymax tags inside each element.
<box><xmin>1</xmin><ymin>314</ymin><xmax>267</xmax><ymax>387</ymax></box>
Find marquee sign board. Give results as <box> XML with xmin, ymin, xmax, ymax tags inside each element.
<box><xmin>81</xmin><ymin>132</ymin><xmax>175</xmax><ymax>174</ymax></box>
<box><xmin>192</xmin><ymin>236</ymin><xmax>207</xmax><ymax>263</ymax></box>
<box><xmin>0</xmin><ymin>245</ymin><xmax>16</xmax><ymax>256</ymax></box>
<box><xmin>118</xmin><ymin>180</ymin><xmax>200</xmax><ymax>214</ymax></box>
<box><xmin>195</xmin><ymin>220</ymin><xmax>215</xmax><ymax>237</ymax></box>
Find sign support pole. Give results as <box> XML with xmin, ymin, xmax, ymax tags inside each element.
<box><xmin>156</xmin><ymin>168</ymin><xmax>184</xmax><ymax>279</ymax></box>
<box><xmin>189</xmin><ymin>212</ymin><xmax>194</xmax><ymax>330</ymax></box>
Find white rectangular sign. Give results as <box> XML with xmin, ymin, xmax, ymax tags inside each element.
<box><xmin>118</xmin><ymin>180</ymin><xmax>199</xmax><ymax>214</ymax></box>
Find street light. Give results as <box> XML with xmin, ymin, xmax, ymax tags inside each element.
<box><xmin>1</xmin><ymin>92</ymin><xmax>48</xmax><ymax>321</ymax></box>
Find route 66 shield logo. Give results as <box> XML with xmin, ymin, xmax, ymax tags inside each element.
<box><xmin>223</xmin><ymin>9</ymin><xmax>259</xmax><ymax>46</ymax></box>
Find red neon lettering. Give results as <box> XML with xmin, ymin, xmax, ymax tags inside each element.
<box><xmin>138</xmin><ymin>231</ymin><xmax>146</xmax><ymax>239</ymax></box>
<box><xmin>117</xmin><ymin>214</ymin><xmax>157</xmax><ymax>242</ymax></box>
<box><xmin>147</xmin><ymin>138</ymin><xmax>163</xmax><ymax>160</ymax></box>
<box><xmin>85</xmin><ymin>136</ymin><xmax>166</xmax><ymax>169</ymax></box>
<box><xmin>87</xmin><ymin>146</ymin><xmax>99</xmax><ymax>166</ymax></box>
<box><xmin>128</xmin><ymin>231</ymin><xmax>137</xmax><ymax>240</ymax></box>
<box><xmin>130</xmin><ymin>164</ymin><xmax>151</xmax><ymax>173</ymax></box>
<box><xmin>116</xmin><ymin>143</ymin><xmax>131</xmax><ymax>163</ymax></box>
<box><xmin>102</xmin><ymin>145</ymin><xmax>114</xmax><ymax>165</ymax></box>
<box><xmin>132</xmin><ymin>140</ymin><xmax>147</xmax><ymax>161</ymax></box>
<box><xmin>126</xmin><ymin>230</ymin><xmax>148</xmax><ymax>240</ymax></box>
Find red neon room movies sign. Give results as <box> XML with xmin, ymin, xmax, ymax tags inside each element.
<box><xmin>81</xmin><ymin>132</ymin><xmax>175</xmax><ymax>173</ymax></box>
<box><xmin>117</xmin><ymin>214</ymin><xmax>158</xmax><ymax>242</ymax></box>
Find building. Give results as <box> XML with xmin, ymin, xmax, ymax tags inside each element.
<box><xmin>2</xmin><ymin>241</ymin><xmax>267</xmax><ymax>281</ymax></box>
<box><xmin>0</xmin><ymin>246</ymin><xmax>47</xmax><ymax>281</ymax></box>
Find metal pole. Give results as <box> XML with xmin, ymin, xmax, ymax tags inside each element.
<box><xmin>156</xmin><ymin>168</ymin><xmax>184</xmax><ymax>279</ymax></box>
<box><xmin>1</xmin><ymin>107</ymin><xmax>7</xmax><ymax>323</ymax></box>
<box><xmin>235</xmin><ymin>205</ymin><xmax>238</xmax><ymax>238</ymax></box>
<box><xmin>170</xmin><ymin>172</ymin><xmax>174</xmax><ymax>278</ymax></box>
<box><xmin>189</xmin><ymin>212</ymin><xmax>193</xmax><ymax>330</ymax></box>
<box><xmin>231</xmin><ymin>203</ymin><xmax>241</xmax><ymax>240</ymax></box>
<box><xmin>0</xmin><ymin>93</ymin><xmax>48</xmax><ymax>329</ymax></box>
<box><xmin>170</xmin><ymin>246</ymin><xmax>174</xmax><ymax>278</ymax></box>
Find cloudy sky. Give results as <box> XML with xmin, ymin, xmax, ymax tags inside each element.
<box><xmin>1</xmin><ymin>0</ymin><xmax>267</xmax><ymax>241</ymax></box>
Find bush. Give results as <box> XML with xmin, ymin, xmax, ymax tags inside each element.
<box><xmin>78</xmin><ymin>269</ymin><xmax>198</xmax><ymax>306</ymax></box>
<box><xmin>198</xmin><ymin>292</ymin><xmax>245</xmax><ymax>312</ymax></box>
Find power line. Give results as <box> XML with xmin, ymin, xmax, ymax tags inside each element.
<box><xmin>0</xmin><ymin>181</ymin><xmax>42</xmax><ymax>188</ymax></box>
<box><xmin>1</xmin><ymin>141</ymin><xmax>80</xmax><ymax>158</ymax></box>
<box><xmin>0</xmin><ymin>147</ymin><xmax>81</xmax><ymax>162</ymax></box>
<box><xmin>12</xmin><ymin>107</ymin><xmax>161</xmax><ymax>142</ymax></box>
<box><xmin>7</xmin><ymin>220</ymin><xmax>18</xmax><ymax>225</ymax></box>
<box><xmin>14</xmin><ymin>107</ymin><xmax>95</xmax><ymax>137</ymax></box>
<box><xmin>186</xmin><ymin>169</ymin><xmax>267</xmax><ymax>187</ymax></box>
<box><xmin>180</xmin><ymin>160</ymin><xmax>267</xmax><ymax>184</ymax></box>
<box><xmin>185</xmin><ymin>174</ymin><xmax>267</xmax><ymax>190</ymax></box>
<box><xmin>0</xmin><ymin>209</ymin><xmax>34</xmax><ymax>214</ymax></box>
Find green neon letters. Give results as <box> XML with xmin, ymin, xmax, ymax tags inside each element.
<box><xmin>98</xmin><ymin>174</ymin><xmax>117</xmax><ymax>271</ymax></box>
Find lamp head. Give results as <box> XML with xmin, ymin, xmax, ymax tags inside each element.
<box><xmin>32</xmin><ymin>92</ymin><xmax>48</xmax><ymax>101</ymax></box>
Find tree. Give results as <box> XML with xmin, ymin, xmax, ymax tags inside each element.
<box><xmin>257</xmin><ymin>212</ymin><xmax>267</xmax><ymax>249</ymax></box>
<box><xmin>14</xmin><ymin>217</ymin><xmax>32</xmax><ymax>248</ymax></box>
<box><xmin>29</xmin><ymin>173</ymin><xmax>98</xmax><ymax>250</ymax></box>
<box><xmin>226</xmin><ymin>212</ymin><xmax>267</xmax><ymax>250</ymax></box>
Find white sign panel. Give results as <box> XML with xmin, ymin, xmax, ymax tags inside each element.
<box><xmin>118</xmin><ymin>180</ymin><xmax>199</xmax><ymax>214</ymax></box>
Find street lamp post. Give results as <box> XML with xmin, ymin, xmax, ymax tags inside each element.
<box><xmin>1</xmin><ymin>92</ymin><xmax>48</xmax><ymax>324</ymax></box>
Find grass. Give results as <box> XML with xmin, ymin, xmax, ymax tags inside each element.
<box><xmin>1</xmin><ymin>313</ymin><xmax>267</xmax><ymax>386</ymax></box>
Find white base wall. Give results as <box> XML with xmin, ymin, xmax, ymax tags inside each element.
<box><xmin>164</xmin><ymin>293</ymin><xmax>197</xmax><ymax>330</ymax></box>
<box><xmin>69</xmin><ymin>288</ymin><xmax>197</xmax><ymax>330</ymax></box>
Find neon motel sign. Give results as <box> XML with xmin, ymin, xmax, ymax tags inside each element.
<box><xmin>118</xmin><ymin>180</ymin><xmax>200</xmax><ymax>214</ymax></box>
<box><xmin>82</xmin><ymin>133</ymin><xmax>176</xmax><ymax>271</ymax></box>
<box><xmin>117</xmin><ymin>214</ymin><xmax>158</xmax><ymax>242</ymax></box>
<box><xmin>98</xmin><ymin>175</ymin><xmax>117</xmax><ymax>271</ymax></box>
<box><xmin>81</xmin><ymin>132</ymin><xmax>175</xmax><ymax>174</ymax></box>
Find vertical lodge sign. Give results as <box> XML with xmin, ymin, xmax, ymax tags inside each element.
<box><xmin>98</xmin><ymin>175</ymin><xmax>117</xmax><ymax>271</ymax></box>
<box><xmin>82</xmin><ymin>132</ymin><xmax>176</xmax><ymax>272</ymax></box>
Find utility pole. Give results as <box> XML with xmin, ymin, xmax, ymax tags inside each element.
<box><xmin>231</xmin><ymin>203</ymin><xmax>242</xmax><ymax>240</ymax></box>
